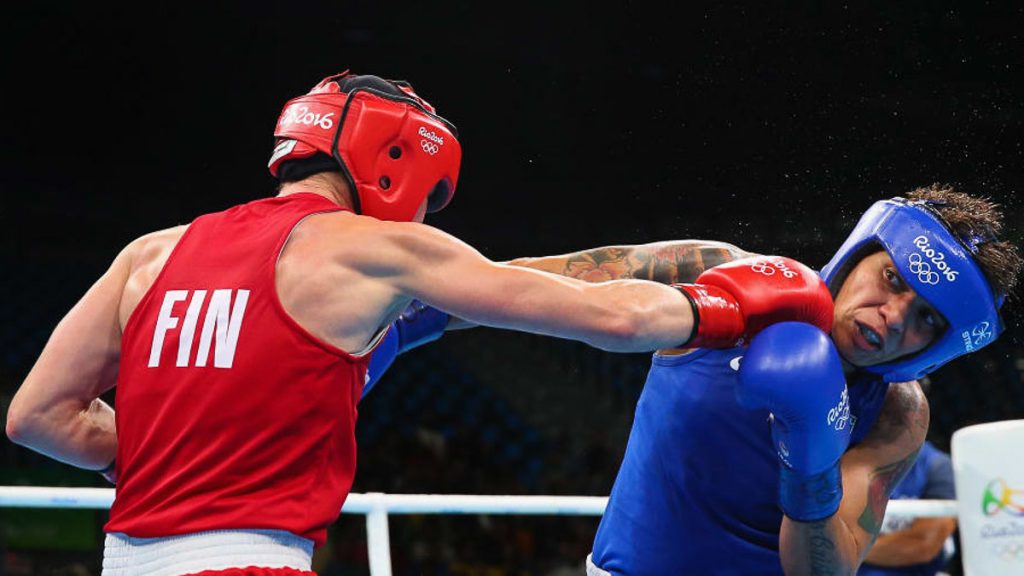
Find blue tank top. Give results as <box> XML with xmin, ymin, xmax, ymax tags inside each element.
<box><xmin>857</xmin><ymin>441</ymin><xmax>955</xmax><ymax>576</ymax></box>
<box><xmin>591</xmin><ymin>348</ymin><xmax>889</xmax><ymax>576</ymax></box>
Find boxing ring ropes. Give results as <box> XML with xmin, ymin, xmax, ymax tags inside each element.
<box><xmin>0</xmin><ymin>487</ymin><xmax>958</xmax><ymax>576</ymax></box>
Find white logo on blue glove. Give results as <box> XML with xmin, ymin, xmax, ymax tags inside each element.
<box><xmin>826</xmin><ymin>388</ymin><xmax>851</xmax><ymax>431</ymax></box>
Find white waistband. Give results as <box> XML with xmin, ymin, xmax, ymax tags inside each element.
<box><xmin>586</xmin><ymin>553</ymin><xmax>612</xmax><ymax>576</ymax></box>
<box><xmin>102</xmin><ymin>529</ymin><xmax>313</xmax><ymax>576</ymax></box>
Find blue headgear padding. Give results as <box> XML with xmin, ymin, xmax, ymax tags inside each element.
<box><xmin>820</xmin><ymin>198</ymin><xmax>1003</xmax><ymax>382</ymax></box>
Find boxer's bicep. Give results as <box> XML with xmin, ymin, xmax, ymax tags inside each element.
<box><xmin>7</xmin><ymin>245</ymin><xmax>129</xmax><ymax>462</ymax></box>
<box><xmin>399</xmin><ymin>245</ymin><xmax>598</xmax><ymax>333</ymax></box>
<box><xmin>364</xmin><ymin>221</ymin><xmax>579</xmax><ymax>324</ymax></box>
<box><xmin>837</xmin><ymin>382</ymin><xmax>929</xmax><ymax>561</ymax></box>
<box><xmin>16</xmin><ymin>246</ymin><xmax>131</xmax><ymax>408</ymax></box>
<box><xmin>369</xmin><ymin>223</ymin><xmax>692</xmax><ymax>350</ymax></box>
<box><xmin>508</xmin><ymin>240</ymin><xmax>751</xmax><ymax>284</ymax></box>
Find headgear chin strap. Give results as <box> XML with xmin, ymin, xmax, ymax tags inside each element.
<box><xmin>820</xmin><ymin>198</ymin><xmax>1004</xmax><ymax>382</ymax></box>
<box><xmin>268</xmin><ymin>71</ymin><xmax>462</xmax><ymax>222</ymax></box>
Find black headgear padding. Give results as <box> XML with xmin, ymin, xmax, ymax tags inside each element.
<box><xmin>276</xmin><ymin>153</ymin><xmax>342</xmax><ymax>184</ymax></box>
<box><xmin>335</xmin><ymin>74</ymin><xmax>408</xmax><ymax>98</ymax></box>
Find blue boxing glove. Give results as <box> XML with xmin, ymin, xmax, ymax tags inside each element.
<box><xmin>363</xmin><ymin>300</ymin><xmax>450</xmax><ymax>398</ymax></box>
<box><xmin>736</xmin><ymin>321</ymin><xmax>852</xmax><ymax>522</ymax></box>
<box><xmin>365</xmin><ymin>327</ymin><xmax>400</xmax><ymax>397</ymax></box>
<box><xmin>99</xmin><ymin>459</ymin><xmax>117</xmax><ymax>485</ymax></box>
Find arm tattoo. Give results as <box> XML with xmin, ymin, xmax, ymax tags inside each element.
<box><xmin>868</xmin><ymin>383</ymin><xmax>929</xmax><ymax>445</ymax></box>
<box><xmin>563</xmin><ymin>248</ymin><xmax>633</xmax><ymax>282</ymax></box>
<box><xmin>561</xmin><ymin>243</ymin><xmax>742</xmax><ymax>284</ymax></box>
<box><xmin>857</xmin><ymin>446</ymin><xmax>922</xmax><ymax>535</ymax></box>
<box><xmin>855</xmin><ymin>382</ymin><xmax>928</xmax><ymax>535</ymax></box>
<box><xmin>806</xmin><ymin>520</ymin><xmax>841</xmax><ymax>576</ymax></box>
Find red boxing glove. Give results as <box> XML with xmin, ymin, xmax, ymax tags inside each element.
<box><xmin>673</xmin><ymin>255</ymin><xmax>833</xmax><ymax>348</ymax></box>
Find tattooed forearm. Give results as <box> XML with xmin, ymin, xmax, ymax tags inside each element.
<box><xmin>563</xmin><ymin>248</ymin><xmax>634</xmax><ymax>281</ymax></box>
<box><xmin>514</xmin><ymin>241</ymin><xmax>747</xmax><ymax>284</ymax></box>
<box><xmin>806</xmin><ymin>520</ymin><xmax>841</xmax><ymax>576</ymax></box>
<box><xmin>857</xmin><ymin>447</ymin><xmax>922</xmax><ymax>535</ymax></box>
<box><xmin>629</xmin><ymin>243</ymin><xmax>742</xmax><ymax>283</ymax></box>
<box><xmin>782</xmin><ymin>517</ymin><xmax>858</xmax><ymax>576</ymax></box>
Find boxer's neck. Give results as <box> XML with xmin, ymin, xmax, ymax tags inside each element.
<box><xmin>278</xmin><ymin>172</ymin><xmax>355</xmax><ymax>211</ymax></box>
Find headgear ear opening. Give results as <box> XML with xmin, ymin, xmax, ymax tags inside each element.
<box><xmin>427</xmin><ymin>179</ymin><xmax>455</xmax><ymax>213</ymax></box>
<box><xmin>268</xmin><ymin>72</ymin><xmax>462</xmax><ymax>222</ymax></box>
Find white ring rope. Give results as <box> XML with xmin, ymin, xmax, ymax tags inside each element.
<box><xmin>0</xmin><ymin>486</ymin><xmax>959</xmax><ymax>517</ymax></box>
<box><xmin>0</xmin><ymin>487</ymin><xmax>960</xmax><ymax>576</ymax></box>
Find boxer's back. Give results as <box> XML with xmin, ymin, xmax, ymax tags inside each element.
<box><xmin>120</xmin><ymin>194</ymin><xmax>401</xmax><ymax>356</ymax></box>
<box><xmin>107</xmin><ymin>192</ymin><xmax>373</xmax><ymax>547</ymax></box>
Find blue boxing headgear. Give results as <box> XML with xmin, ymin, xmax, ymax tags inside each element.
<box><xmin>820</xmin><ymin>198</ymin><xmax>1004</xmax><ymax>382</ymax></box>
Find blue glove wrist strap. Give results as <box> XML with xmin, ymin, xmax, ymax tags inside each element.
<box><xmin>778</xmin><ymin>462</ymin><xmax>842</xmax><ymax>522</ymax></box>
<box><xmin>395</xmin><ymin>301</ymin><xmax>449</xmax><ymax>353</ymax></box>
<box><xmin>99</xmin><ymin>459</ymin><xmax>117</xmax><ymax>485</ymax></box>
<box><xmin>364</xmin><ymin>301</ymin><xmax>449</xmax><ymax>400</ymax></box>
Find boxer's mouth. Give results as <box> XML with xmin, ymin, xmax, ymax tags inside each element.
<box><xmin>856</xmin><ymin>321</ymin><xmax>883</xmax><ymax>350</ymax></box>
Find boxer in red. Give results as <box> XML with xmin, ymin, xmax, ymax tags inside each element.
<box><xmin>5</xmin><ymin>70</ymin><xmax>832</xmax><ymax>575</ymax></box>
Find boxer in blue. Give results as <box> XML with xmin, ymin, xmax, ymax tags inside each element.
<box><xmin>365</xmin><ymin>184</ymin><xmax>1021</xmax><ymax>575</ymax></box>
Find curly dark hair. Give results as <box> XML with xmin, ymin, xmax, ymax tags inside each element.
<box><xmin>906</xmin><ymin>183</ymin><xmax>1022</xmax><ymax>300</ymax></box>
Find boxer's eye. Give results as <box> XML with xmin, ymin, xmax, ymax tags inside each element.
<box><xmin>884</xmin><ymin>267</ymin><xmax>904</xmax><ymax>291</ymax></box>
<box><xmin>921</xmin><ymin>308</ymin><xmax>938</xmax><ymax>327</ymax></box>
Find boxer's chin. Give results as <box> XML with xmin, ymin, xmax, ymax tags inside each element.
<box><xmin>831</xmin><ymin>320</ymin><xmax>867</xmax><ymax>369</ymax></box>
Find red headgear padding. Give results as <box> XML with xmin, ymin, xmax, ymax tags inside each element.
<box><xmin>268</xmin><ymin>71</ymin><xmax>461</xmax><ymax>222</ymax></box>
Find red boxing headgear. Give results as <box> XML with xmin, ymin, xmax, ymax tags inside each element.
<box><xmin>268</xmin><ymin>71</ymin><xmax>462</xmax><ymax>222</ymax></box>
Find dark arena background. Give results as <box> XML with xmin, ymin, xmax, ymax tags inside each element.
<box><xmin>3</xmin><ymin>2</ymin><xmax>1023</xmax><ymax>575</ymax></box>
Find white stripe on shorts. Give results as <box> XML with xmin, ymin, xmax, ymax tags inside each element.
<box><xmin>102</xmin><ymin>529</ymin><xmax>313</xmax><ymax>576</ymax></box>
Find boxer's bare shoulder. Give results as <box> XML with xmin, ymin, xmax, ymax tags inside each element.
<box><xmin>276</xmin><ymin>211</ymin><xmax>451</xmax><ymax>353</ymax></box>
<box><xmin>861</xmin><ymin>381</ymin><xmax>929</xmax><ymax>449</ymax></box>
<box><xmin>126</xmin><ymin>225</ymin><xmax>191</xmax><ymax>270</ymax></box>
<box><xmin>120</xmin><ymin>225</ymin><xmax>191</xmax><ymax>327</ymax></box>
<box><xmin>293</xmin><ymin>210</ymin><xmax>467</xmax><ymax>262</ymax></box>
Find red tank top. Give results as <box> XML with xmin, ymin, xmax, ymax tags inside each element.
<box><xmin>106</xmin><ymin>193</ymin><xmax>367</xmax><ymax>548</ymax></box>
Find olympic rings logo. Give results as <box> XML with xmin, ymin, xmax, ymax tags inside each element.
<box><xmin>990</xmin><ymin>541</ymin><xmax>1024</xmax><ymax>561</ymax></box>
<box><xmin>983</xmin><ymin>478</ymin><xmax>1024</xmax><ymax>517</ymax></box>
<box><xmin>907</xmin><ymin>253</ymin><xmax>941</xmax><ymax>285</ymax></box>
<box><xmin>420</xmin><ymin>139</ymin><xmax>439</xmax><ymax>155</ymax></box>
<box><xmin>912</xmin><ymin>235</ymin><xmax>959</xmax><ymax>282</ymax></box>
<box><xmin>749</xmin><ymin>258</ymin><xmax>798</xmax><ymax>278</ymax></box>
